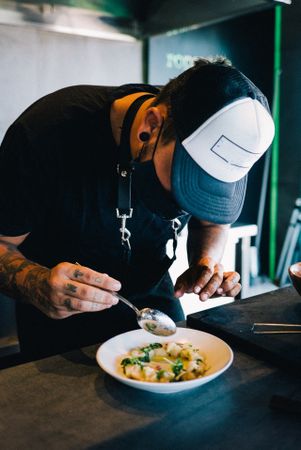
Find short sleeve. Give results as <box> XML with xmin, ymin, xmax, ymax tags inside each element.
<box><xmin>0</xmin><ymin>122</ymin><xmax>38</xmax><ymax>236</ymax></box>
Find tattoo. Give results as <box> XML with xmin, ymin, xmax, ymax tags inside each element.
<box><xmin>22</xmin><ymin>266</ymin><xmax>55</xmax><ymax>313</ymax></box>
<box><xmin>73</xmin><ymin>269</ymin><xmax>84</xmax><ymax>279</ymax></box>
<box><xmin>0</xmin><ymin>240</ymin><xmax>54</xmax><ymax>313</ymax></box>
<box><xmin>66</xmin><ymin>283</ymin><xmax>77</xmax><ymax>293</ymax></box>
<box><xmin>63</xmin><ymin>298</ymin><xmax>75</xmax><ymax>311</ymax></box>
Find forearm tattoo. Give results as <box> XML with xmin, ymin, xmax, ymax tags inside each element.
<box><xmin>0</xmin><ymin>240</ymin><xmax>53</xmax><ymax>312</ymax></box>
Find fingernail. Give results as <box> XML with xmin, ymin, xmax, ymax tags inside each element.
<box><xmin>201</xmin><ymin>293</ymin><xmax>208</xmax><ymax>301</ymax></box>
<box><xmin>194</xmin><ymin>286</ymin><xmax>201</xmax><ymax>294</ymax></box>
<box><xmin>112</xmin><ymin>282</ymin><xmax>121</xmax><ymax>290</ymax></box>
<box><xmin>217</xmin><ymin>288</ymin><xmax>223</xmax><ymax>294</ymax></box>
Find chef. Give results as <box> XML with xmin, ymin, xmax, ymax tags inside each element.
<box><xmin>0</xmin><ymin>56</ymin><xmax>274</xmax><ymax>360</ymax></box>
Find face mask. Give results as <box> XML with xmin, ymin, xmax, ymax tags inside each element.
<box><xmin>132</xmin><ymin>159</ymin><xmax>187</xmax><ymax>220</ymax></box>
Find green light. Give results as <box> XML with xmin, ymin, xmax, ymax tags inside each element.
<box><xmin>269</xmin><ymin>5</ymin><xmax>282</xmax><ymax>279</ymax></box>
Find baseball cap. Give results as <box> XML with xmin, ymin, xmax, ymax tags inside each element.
<box><xmin>170</xmin><ymin>64</ymin><xmax>275</xmax><ymax>224</ymax></box>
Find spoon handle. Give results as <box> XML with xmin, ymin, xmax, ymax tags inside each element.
<box><xmin>113</xmin><ymin>292</ymin><xmax>140</xmax><ymax>315</ymax></box>
<box><xmin>75</xmin><ymin>262</ymin><xmax>140</xmax><ymax>315</ymax></box>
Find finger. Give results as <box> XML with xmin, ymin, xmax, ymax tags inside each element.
<box><xmin>68</xmin><ymin>264</ymin><xmax>121</xmax><ymax>292</ymax></box>
<box><xmin>61</xmin><ymin>297</ymin><xmax>115</xmax><ymax>313</ymax></box>
<box><xmin>174</xmin><ymin>285</ymin><xmax>194</xmax><ymax>297</ymax></box>
<box><xmin>174</xmin><ymin>273</ymin><xmax>193</xmax><ymax>297</ymax></box>
<box><xmin>198</xmin><ymin>272</ymin><xmax>224</xmax><ymax>301</ymax></box>
<box><xmin>194</xmin><ymin>263</ymin><xmax>223</xmax><ymax>297</ymax></box>
<box><xmin>51</xmin><ymin>310</ymin><xmax>82</xmax><ymax>320</ymax></box>
<box><xmin>193</xmin><ymin>264</ymin><xmax>216</xmax><ymax>294</ymax></box>
<box><xmin>174</xmin><ymin>281</ymin><xmax>186</xmax><ymax>298</ymax></box>
<box><xmin>62</xmin><ymin>280</ymin><xmax>119</xmax><ymax>306</ymax></box>
<box><xmin>217</xmin><ymin>272</ymin><xmax>241</xmax><ymax>295</ymax></box>
<box><xmin>225</xmin><ymin>283</ymin><xmax>241</xmax><ymax>298</ymax></box>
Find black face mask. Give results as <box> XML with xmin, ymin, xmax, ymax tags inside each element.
<box><xmin>132</xmin><ymin>159</ymin><xmax>187</xmax><ymax>220</ymax></box>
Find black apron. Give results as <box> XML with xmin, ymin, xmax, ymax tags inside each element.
<box><xmin>16</xmin><ymin>96</ymin><xmax>189</xmax><ymax>361</ymax></box>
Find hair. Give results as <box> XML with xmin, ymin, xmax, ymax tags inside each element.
<box><xmin>152</xmin><ymin>55</ymin><xmax>232</xmax><ymax>145</ymax></box>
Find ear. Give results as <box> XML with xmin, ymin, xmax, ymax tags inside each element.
<box><xmin>137</xmin><ymin>107</ymin><xmax>164</xmax><ymax>140</ymax></box>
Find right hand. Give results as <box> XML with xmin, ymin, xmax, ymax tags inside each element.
<box><xmin>31</xmin><ymin>262</ymin><xmax>121</xmax><ymax>319</ymax></box>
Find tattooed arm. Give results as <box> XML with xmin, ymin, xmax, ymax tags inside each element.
<box><xmin>0</xmin><ymin>236</ymin><xmax>121</xmax><ymax>319</ymax></box>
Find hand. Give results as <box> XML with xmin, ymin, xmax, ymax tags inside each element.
<box><xmin>29</xmin><ymin>262</ymin><xmax>121</xmax><ymax>319</ymax></box>
<box><xmin>174</xmin><ymin>256</ymin><xmax>241</xmax><ymax>301</ymax></box>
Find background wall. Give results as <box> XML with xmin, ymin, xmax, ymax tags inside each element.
<box><xmin>0</xmin><ymin>23</ymin><xmax>142</xmax><ymax>142</ymax></box>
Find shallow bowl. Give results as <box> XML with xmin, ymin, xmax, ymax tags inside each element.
<box><xmin>96</xmin><ymin>327</ymin><xmax>233</xmax><ymax>394</ymax></box>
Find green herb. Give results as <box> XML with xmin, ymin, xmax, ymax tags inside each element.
<box><xmin>121</xmin><ymin>358</ymin><xmax>132</xmax><ymax>367</ymax></box>
<box><xmin>145</xmin><ymin>323</ymin><xmax>157</xmax><ymax>332</ymax></box>
<box><xmin>134</xmin><ymin>343</ymin><xmax>162</xmax><ymax>363</ymax></box>
<box><xmin>138</xmin><ymin>353</ymin><xmax>150</xmax><ymax>363</ymax></box>
<box><xmin>121</xmin><ymin>357</ymin><xmax>144</xmax><ymax>367</ymax></box>
<box><xmin>141</xmin><ymin>343</ymin><xmax>162</xmax><ymax>353</ymax></box>
<box><xmin>172</xmin><ymin>358</ymin><xmax>183</xmax><ymax>377</ymax></box>
<box><xmin>156</xmin><ymin>369</ymin><xmax>165</xmax><ymax>380</ymax></box>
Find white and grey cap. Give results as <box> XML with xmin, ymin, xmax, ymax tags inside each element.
<box><xmin>171</xmin><ymin>64</ymin><xmax>275</xmax><ymax>224</ymax></box>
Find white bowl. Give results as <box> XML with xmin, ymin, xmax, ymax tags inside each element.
<box><xmin>96</xmin><ymin>327</ymin><xmax>233</xmax><ymax>394</ymax></box>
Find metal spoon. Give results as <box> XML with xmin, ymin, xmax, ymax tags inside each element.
<box><xmin>74</xmin><ymin>263</ymin><xmax>176</xmax><ymax>336</ymax></box>
<box><xmin>113</xmin><ymin>292</ymin><xmax>177</xmax><ymax>336</ymax></box>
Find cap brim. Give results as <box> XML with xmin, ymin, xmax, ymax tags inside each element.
<box><xmin>171</xmin><ymin>139</ymin><xmax>248</xmax><ymax>224</ymax></box>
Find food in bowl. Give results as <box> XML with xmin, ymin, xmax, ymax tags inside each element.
<box><xmin>120</xmin><ymin>341</ymin><xmax>208</xmax><ymax>383</ymax></box>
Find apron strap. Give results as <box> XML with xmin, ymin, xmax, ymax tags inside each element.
<box><xmin>116</xmin><ymin>94</ymin><xmax>155</xmax><ymax>261</ymax></box>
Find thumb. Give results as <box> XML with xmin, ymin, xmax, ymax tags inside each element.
<box><xmin>174</xmin><ymin>276</ymin><xmax>187</xmax><ymax>298</ymax></box>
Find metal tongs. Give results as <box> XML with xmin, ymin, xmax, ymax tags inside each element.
<box><xmin>252</xmin><ymin>323</ymin><xmax>301</xmax><ymax>334</ymax></box>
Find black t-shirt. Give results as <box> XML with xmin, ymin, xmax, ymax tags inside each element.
<box><xmin>0</xmin><ymin>83</ymin><xmax>190</xmax><ymax>358</ymax></box>
<box><xmin>0</xmin><ymin>84</ymin><xmax>187</xmax><ymax>281</ymax></box>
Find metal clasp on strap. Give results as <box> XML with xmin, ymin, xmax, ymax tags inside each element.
<box><xmin>116</xmin><ymin>208</ymin><xmax>133</xmax><ymax>251</ymax></box>
<box><xmin>172</xmin><ymin>218</ymin><xmax>181</xmax><ymax>240</ymax></box>
<box><xmin>116</xmin><ymin>164</ymin><xmax>130</xmax><ymax>178</ymax></box>
<box><xmin>166</xmin><ymin>218</ymin><xmax>182</xmax><ymax>261</ymax></box>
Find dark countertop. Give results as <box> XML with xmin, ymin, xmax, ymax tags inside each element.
<box><xmin>1</xmin><ymin>322</ymin><xmax>301</xmax><ymax>450</ymax></box>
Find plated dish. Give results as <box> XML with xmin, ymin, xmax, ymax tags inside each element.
<box><xmin>120</xmin><ymin>341</ymin><xmax>208</xmax><ymax>382</ymax></box>
<box><xmin>96</xmin><ymin>327</ymin><xmax>233</xmax><ymax>394</ymax></box>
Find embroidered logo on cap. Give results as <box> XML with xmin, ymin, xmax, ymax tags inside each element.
<box><xmin>211</xmin><ymin>135</ymin><xmax>261</xmax><ymax>169</ymax></box>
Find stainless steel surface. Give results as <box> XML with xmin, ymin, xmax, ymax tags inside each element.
<box><xmin>114</xmin><ymin>292</ymin><xmax>177</xmax><ymax>336</ymax></box>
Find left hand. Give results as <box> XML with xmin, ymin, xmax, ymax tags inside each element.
<box><xmin>174</xmin><ymin>256</ymin><xmax>241</xmax><ymax>301</ymax></box>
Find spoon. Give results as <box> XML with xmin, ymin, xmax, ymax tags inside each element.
<box><xmin>113</xmin><ymin>292</ymin><xmax>177</xmax><ymax>336</ymax></box>
<box><xmin>74</xmin><ymin>263</ymin><xmax>176</xmax><ymax>336</ymax></box>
